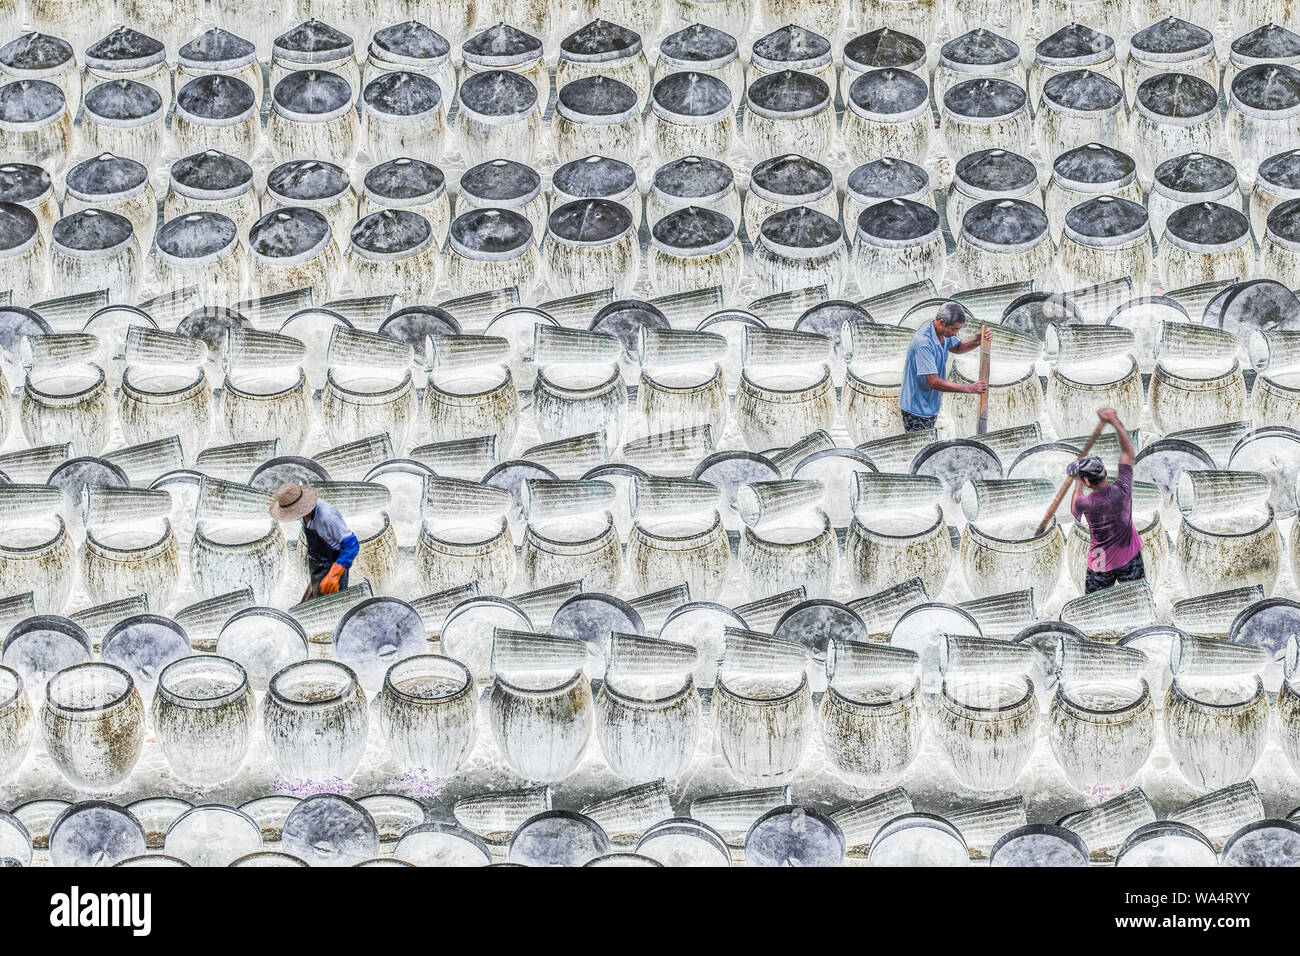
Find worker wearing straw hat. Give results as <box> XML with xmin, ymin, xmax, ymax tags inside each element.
<box><xmin>270</xmin><ymin>483</ymin><xmax>359</xmax><ymax>601</ymax></box>
<box><xmin>1069</xmin><ymin>408</ymin><xmax>1144</xmax><ymax>594</ymax></box>
<box><xmin>898</xmin><ymin>301</ymin><xmax>991</xmax><ymax>433</ymax></box>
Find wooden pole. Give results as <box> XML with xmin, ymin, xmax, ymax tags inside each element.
<box><xmin>975</xmin><ymin>331</ymin><xmax>992</xmax><ymax>434</ymax></box>
<box><xmin>1035</xmin><ymin>418</ymin><xmax>1107</xmax><ymax>535</ymax></box>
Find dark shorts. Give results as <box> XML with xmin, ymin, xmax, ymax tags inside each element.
<box><xmin>901</xmin><ymin>410</ymin><xmax>938</xmax><ymax>433</ymax></box>
<box><xmin>1085</xmin><ymin>552</ymin><xmax>1145</xmax><ymax>594</ymax></box>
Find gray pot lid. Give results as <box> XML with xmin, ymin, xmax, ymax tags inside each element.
<box><xmin>1267</xmin><ymin>198</ymin><xmax>1300</xmax><ymax>242</ymax></box>
<box><xmin>1043</xmin><ymin>69</ymin><xmax>1123</xmax><ymax>112</ymax></box>
<box><xmin>457</xmin><ymin>69</ymin><xmax>537</xmax><ymax>117</ymax></box>
<box><xmin>84</xmin><ymin>78</ymin><xmax>163</xmax><ymax>121</ymax></box>
<box><xmin>1052</xmin><ymin>143</ymin><xmax>1136</xmax><ymax>188</ymax></box>
<box><xmin>796</xmin><ymin>299</ymin><xmax>873</xmax><ymax>340</ymax></box>
<box><xmin>371</xmin><ymin>21</ymin><xmax>450</xmax><ymax>62</ymax></box>
<box><xmin>652</xmin><ymin>155</ymin><xmax>733</xmax><ymax>199</ymax></box>
<box><xmin>1165</xmin><ymin>201</ymin><xmax>1250</xmax><ymax>246</ymax></box>
<box><xmin>590</xmin><ymin>299</ymin><xmax>671</xmax><ymax>357</ymax></box>
<box><xmin>1154</xmin><ymin>152</ymin><xmax>1237</xmax><ymax>195</ymax></box>
<box><xmin>362</xmin><ymin>70</ymin><xmax>443</xmax><ymax>117</ymax></box>
<box><xmin>273</xmin><ymin>18</ymin><xmax>355</xmax><ymax>61</ymax></box>
<box><xmin>746</xmin><ymin>69</ymin><xmax>830</xmax><ymax>118</ymax></box>
<box><xmin>857</xmin><ymin>197</ymin><xmax>940</xmax><ymax>244</ymax></box>
<box><xmin>378</xmin><ymin>305</ymin><xmax>461</xmax><ymax>359</ymax></box>
<box><xmin>85</xmin><ymin>26</ymin><xmax>165</xmax><ymax>71</ymax></box>
<box><xmin>552</xmin><ymin>155</ymin><xmax>636</xmax><ymax>200</ymax></box>
<box><xmin>248</xmin><ymin>207</ymin><xmax>332</xmax><ymax>259</ymax></box>
<box><xmin>651</xmin><ymin>206</ymin><xmax>736</xmax><ymax>255</ymax></box>
<box><xmin>0</xmin><ymin>32</ymin><xmax>73</xmax><ymax>71</ymax></box>
<box><xmin>0</xmin><ymin>162</ymin><xmax>51</xmax><ymax>204</ymax></box>
<box><xmin>66</xmin><ymin>152</ymin><xmax>148</xmax><ymax>199</ymax></box>
<box><xmin>1231</xmin><ymin>63</ymin><xmax>1300</xmax><ymax>113</ymax></box>
<box><xmin>157</xmin><ymin>211</ymin><xmax>238</xmax><ymax>261</ymax></box>
<box><xmin>171</xmin><ymin>149</ymin><xmax>253</xmax><ymax>195</ymax></box>
<box><xmin>48</xmin><ymin>457</ymin><xmax>129</xmax><ymax>504</ymax></box>
<box><xmin>460</xmin><ymin>158</ymin><xmax>540</xmax><ymax>203</ymax></box>
<box><xmin>752</xmin><ymin>25</ymin><xmax>831</xmax><ymax>71</ymax></box>
<box><xmin>462</xmin><ymin>22</ymin><xmax>542</xmax><ymax>66</ymax></box>
<box><xmin>363</xmin><ymin>157</ymin><xmax>444</xmax><ymax>200</ymax></box>
<box><xmin>52</xmin><ymin>209</ymin><xmax>134</xmax><ymax>252</ymax></box>
<box><xmin>848</xmin><ymin>67</ymin><xmax>928</xmax><ymax>116</ymax></box>
<box><xmin>1232</xmin><ymin>23</ymin><xmax>1300</xmax><ymax>61</ymax></box>
<box><xmin>350</xmin><ymin>208</ymin><xmax>431</xmax><ymax>254</ymax></box>
<box><xmin>1063</xmin><ymin>196</ymin><xmax>1148</xmax><ymax>243</ymax></box>
<box><xmin>267</xmin><ymin>159</ymin><xmax>350</xmax><ymax>202</ymax></box>
<box><xmin>272</xmin><ymin>69</ymin><xmax>353</xmax><ymax>117</ymax></box>
<box><xmin>1202</xmin><ymin>278</ymin><xmax>1300</xmax><ymax>339</ymax></box>
<box><xmin>0</xmin><ymin>202</ymin><xmax>37</xmax><ymax>252</ymax></box>
<box><xmin>652</xmin><ymin>70</ymin><xmax>732</xmax><ymax>118</ymax></box>
<box><xmin>847</xmin><ymin>157</ymin><xmax>929</xmax><ymax>200</ymax></box>
<box><xmin>1136</xmin><ymin>72</ymin><xmax>1217</xmax><ymax>118</ymax></box>
<box><xmin>659</xmin><ymin>23</ymin><xmax>738</xmax><ymax>66</ymax></box>
<box><xmin>250</xmin><ymin>455</ymin><xmax>330</xmax><ymax>490</ymax></box>
<box><xmin>759</xmin><ymin>206</ymin><xmax>842</xmax><ymax>257</ymax></box>
<box><xmin>1002</xmin><ymin>291</ymin><xmax>1085</xmax><ymax>338</ymax></box>
<box><xmin>177</xmin><ymin>74</ymin><xmax>257</xmax><ymax>121</ymax></box>
<box><xmin>557</xmin><ymin>74</ymin><xmax>638</xmax><ymax>121</ymax></box>
<box><xmin>548</xmin><ymin>198</ymin><xmax>633</xmax><ymax>244</ymax></box>
<box><xmin>955</xmin><ymin>148</ymin><xmax>1037</xmax><ymax>194</ymax></box>
<box><xmin>746</xmin><ymin>806</ymin><xmax>846</xmax><ymax>866</ymax></box>
<box><xmin>1131</xmin><ymin>17</ymin><xmax>1212</xmax><ymax>57</ymax></box>
<box><xmin>175</xmin><ymin>305</ymin><xmax>251</xmax><ymax>352</ymax></box>
<box><xmin>1258</xmin><ymin>148</ymin><xmax>1300</xmax><ymax>190</ymax></box>
<box><xmin>1035</xmin><ymin>23</ymin><xmax>1115</xmax><ymax>63</ymax></box>
<box><xmin>0</xmin><ymin>306</ymin><xmax>51</xmax><ymax>363</ymax></box>
<box><xmin>178</xmin><ymin>27</ymin><xmax>256</xmax><ymax>69</ymax></box>
<box><xmin>961</xmin><ymin>199</ymin><xmax>1048</xmax><ymax>247</ymax></box>
<box><xmin>0</xmin><ymin>79</ymin><xmax>64</xmax><ymax>123</ymax></box>
<box><xmin>943</xmin><ymin>77</ymin><xmax>1026</xmax><ymax>118</ymax></box>
<box><xmin>560</xmin><ymin>19</ymin><xmax>641</xmax><ymax>60</ymax></box>
<box><xmin>844</xmin><ymin>28</ymin><xmax>926</xmax><ymax>71</ymax></box>
<box><xmin>941</xmin><ymin>28</ymin><xmax>1020</xmax><ymax>67</ymax></box>
<box><xmin>750</xmin><ymin>153</ymin><xmax>832</xmax><ymax>202</ymax></box>
<box><xmin>449</xmin><ymin>207</ymin><xmax>533</xmax><ymax>257</ymax></box>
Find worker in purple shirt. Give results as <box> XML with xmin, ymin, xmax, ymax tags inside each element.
<box><xmin>1069</xmin><ymin>408</ymin><xmax>1144</xmax><ymax>594</ymax></box>
<box><xmin>269</xmin><ymin>483</ymin><xmax>359</xmax><ymax>601</ymax></box>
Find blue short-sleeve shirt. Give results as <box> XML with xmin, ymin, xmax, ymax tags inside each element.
<box><xmin>898</xmin><ymin>321</ymin><xmax>959</xmax><ymax>418</ymax></box>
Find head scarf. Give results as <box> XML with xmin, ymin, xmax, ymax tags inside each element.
<box><xmin>1067</xmin><ymin>454</ymin><xmax>1107</xmax><ymax>484</ymax></box>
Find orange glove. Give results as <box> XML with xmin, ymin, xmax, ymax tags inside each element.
<box><xmin>319</xmin><ymin>563</ymin><xmax>346</xmax><ymax>595</ymax></box>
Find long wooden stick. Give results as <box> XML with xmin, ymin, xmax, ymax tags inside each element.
<box><xmin>1035</xmin><ymin>418</ymin><xmax>1107</xmax><ymax>535</ymax></box>
<box><xmin>975</xmin><ymin>332</ymin><xmax>992</xmax><ymax>434</ymax></box>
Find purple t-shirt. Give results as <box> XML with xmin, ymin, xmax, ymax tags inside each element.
<box><xmin>1071</xmin><ymin>463</ymin><xmax>1143</xmax><ymax>572</ymax></box>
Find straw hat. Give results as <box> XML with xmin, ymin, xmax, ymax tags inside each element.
<box><xmin>269</xmin><ymin>482</ymin><xmax>318</xmax><ymax>521</ymax></box>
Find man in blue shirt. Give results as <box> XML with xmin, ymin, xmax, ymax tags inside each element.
<box><xmin>898</xmin><ymin>301</ymin><xmax>991</xmax><ymax>432</ymax></box>
<box><xmin>270</xmin><ymin>483</ymin><xmax>360</xmax><ymax>601</ymax></box>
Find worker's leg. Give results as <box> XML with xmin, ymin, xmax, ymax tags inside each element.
<box><xmin>1084</xmin><ymin>566</ymin><xmax>1118</xmax><ymax>594</ymax></box>
<box><xmin>901</xmin><ymin>411</ymin><xmax>937</xmax><ymax>433</ymax></box>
